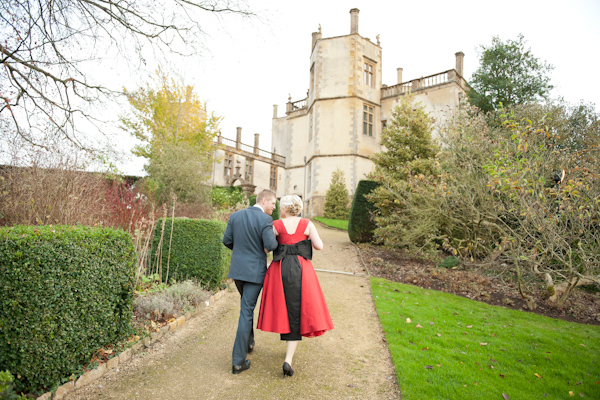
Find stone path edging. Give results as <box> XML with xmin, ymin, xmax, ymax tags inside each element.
<box><xmin>36</xmin><ymin>283</ymin><xmax>233</xmax><ymax>400</ymax></box>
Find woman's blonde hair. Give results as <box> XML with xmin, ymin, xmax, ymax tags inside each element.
<box><xmin>280</xmin><ymin>194</ymin><xmax>303</xmax><ymax>216</ymax></box>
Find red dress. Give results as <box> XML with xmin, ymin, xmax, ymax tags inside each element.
<box><xmin>257</xmin><ymin>218</ymin><xmax>334</xmax><ymax>338</ymax></box>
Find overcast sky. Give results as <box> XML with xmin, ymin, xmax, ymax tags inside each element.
<box><xmin>110</xmin><ymin>0</ymin><xmax>600</xmax><ymax>175</ymax></box>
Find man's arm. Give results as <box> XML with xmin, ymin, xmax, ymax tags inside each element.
<box><xmin>222</xmin><ymin>219</ymin><xmax>234</xmax><ymax>250</ymax></box>
<box><xmin>262</xmin><ymin>220</ymin><xmax>278</xmax><ymax>252</ymax></box>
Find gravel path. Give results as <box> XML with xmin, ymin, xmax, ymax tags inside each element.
<box><xmin>65</xmin><ymin>226</ymin><xmax>401</xmax><ymax>399</ymax></box>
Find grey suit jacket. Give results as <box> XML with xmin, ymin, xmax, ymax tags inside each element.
<box><xmin>222</xmin><ymin>206</ymin><xmax>279</xmax><ymax>284</ymax></box>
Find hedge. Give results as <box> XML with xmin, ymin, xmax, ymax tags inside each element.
<box><xmin>0</xmin><ymin>225</ymin><xmax>136</xmax><ymax>393</ymax></box>
<box><xmin>151</xmin><ymin>218</ymin><xmax>231</xmax><ymax>289</ymax></box>
<box><xmin>348</xmin><ymin>180</ymin><xmax>381</xmax><ymax>243</ymax></box>
<box><xmin>249</xmin><ymin>195</ymin><xmax>280</xmax><ymax>220</ymax></box>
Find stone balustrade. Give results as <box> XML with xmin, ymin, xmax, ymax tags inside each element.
<box><xmin>215</xmin><ymin>137</ymin><xmax>285</xmax><ymax>167</ymax></box>
<box><xmin>286</xmin><ymin>97</ymin><xmax>307</xmax><ymax>114</ymax></box>
<box><xmin>381</xmin><ymin>69</ymin><xmax>467</xmax><ymax>99</ymax></box>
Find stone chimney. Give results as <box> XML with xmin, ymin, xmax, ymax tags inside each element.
<box><xmin>254</xmin><ymin>133</ymin><xmax>260</xmax><ymax>155</ymax></box>
<box><xmin>455</xmin><ymin>51</ymin><xmax>464</xmax><ymax>77</ymax></box>
<box><xmin>236</xmin><ymin>127</ymin><xmax>241</xmax><ymax>150</ymax></box>
<box><xmin>350</xmin><ymin>8</ymin><xmax>359</xmax><ymax>34</ymax></box>
<box><xmin>397</xmin><ymin>68</ymin><xmax>403</xmax><ymax>84</ymax></box>
<box><xmin>311</xmin><ymin>31</ymin><xmax>322</xmax><ymax>50</ymax></box>
<box><xmin>273</xmin><ymin>104</ymin><xmax>278</xmax><ymax>119</ymax></box>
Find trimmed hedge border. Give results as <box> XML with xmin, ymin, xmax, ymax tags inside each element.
<box><xmin>151</xmin><ymin>218</ymin><xmax>231</xmax><ymax>289</ymax></box>
<box><xmin>0</xmin><ymin>225</ymin><xmax>136</xmax><ymax>394</ymax></box>
<box><xmin>36</xmin><ymin>281</ymin><xmax>235</xmax><ymax>400</ymax></box>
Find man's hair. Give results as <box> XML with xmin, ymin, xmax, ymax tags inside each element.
<box><xmin>256</xmin><ymin>189</ymin><xmax>276</xmax><ymax>203</ymax></box>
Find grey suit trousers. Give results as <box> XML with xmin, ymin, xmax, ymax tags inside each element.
<box><xmin>232</xmin><ymin>280</ymin><xmax>263</xmax><ymax>366</ymax></box>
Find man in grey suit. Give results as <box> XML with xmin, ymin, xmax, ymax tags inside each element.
<box><xmin>222</xmin><ymin>189</ymin><xmax>279</xmax><ymax>374</ymax></box>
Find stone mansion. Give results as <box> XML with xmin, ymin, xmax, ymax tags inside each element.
<box><xmin>211</xmin><ymin>8</ymin><xmax>469</xmax><ymax>217</ymax></box>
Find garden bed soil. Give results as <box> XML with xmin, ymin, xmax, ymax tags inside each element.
<box><xmin>357</xmin><ymin>243</ymin><xmax>600</xmax><ymax>326</ymax></box>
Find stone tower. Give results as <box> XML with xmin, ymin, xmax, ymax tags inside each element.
<box><xmin>272</xmin><ymin>9</ymin><xmax>468</xmax><ymax>217</ymax></box>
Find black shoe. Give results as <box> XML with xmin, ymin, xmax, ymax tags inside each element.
<box><xmin>248</xmin><ymin>341</ymin><xmax>255</xmax><ymax>353</ymax></box>
<box><xmin>232</xmin><ymin>360</ymin><xmax>251</xmax><ymax>374</ymax></box>
<box><xmin>283</xmin><ymin>362</ymin><xmax>294</xmax><ymax>377</ymax></box>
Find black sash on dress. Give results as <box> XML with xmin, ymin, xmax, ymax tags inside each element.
<box><xmin>273</xmin><ymin>239</ymin><xmax>312</xmax><ymax>340</ymax></box>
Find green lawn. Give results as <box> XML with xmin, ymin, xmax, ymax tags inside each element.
<box><xmin>312</xmin><ymin>217</ymin><xmax>348</xmax><ymax>230</ymax></box>
<box><xmin>371</xmin><ymin>277</ymin><xmax>600</xmax><ymax>399</ymax></box>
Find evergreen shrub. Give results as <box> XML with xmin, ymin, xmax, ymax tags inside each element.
<box><xmin>348</xmin><ymin>180</ymin><xmax>380</xmax><ymax>243</ymax></box>
<box><xmin>210</xmin><ymin>186</ymin><xmax>245</xmax><ymax>209</ymax></box>
<box><xmin>249</xmin><ymin>195</ymin><xmax>280</xmax><ymax>220</ymax></box>
<box><xmin>323</xmin><ymin>168</ymin><xmax>350</xmax><ymax>219</ymax></box>
<box><xmin>151</xmin><ymin>218</ymin><xmax>231</xmax><ymax>289</ymax></box>
<box><xmin>0</xmin><ymin>225</ymin><xmax>136</xmax><ymax>393</ymax></box>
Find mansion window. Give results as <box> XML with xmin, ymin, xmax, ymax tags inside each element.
<box><xmin>224</xmin><ymin>153</ymin><xmax>233</xmax><ymax>176</ymax></box>
<box><xmin>245</xmin><ymin>159</ymin><xmax>253</xmax><ymax>182</ymax></box>
<box><xmin>364</xmin><ymin>61</ymin><xmax>374</xmax><ymax>87</ymax></box>
<box><xmin>363</xmin><ymin>104</ymin><xmax>373</xmax><ymax>136</ymax></box>
<box><xmin>270</xmin><ymin>166</ymin><xmax>277</xmax><ymax>189</ymax></box>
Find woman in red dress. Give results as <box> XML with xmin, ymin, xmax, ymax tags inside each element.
<box><xmin>257</xmin><ymin>194</ymin><xmax>334</xmax><ymax>376</ymax></box>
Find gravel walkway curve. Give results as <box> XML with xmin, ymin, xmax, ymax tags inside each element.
<box><xmin>65</xmin><ymin>226</ymin><xmax>401</xmax><ymax>399</ymax></box>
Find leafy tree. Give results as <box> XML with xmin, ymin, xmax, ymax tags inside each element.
<box><xmin>468</xmin><ymin>34</ymin><xmax>554</xmax><ymax>113</ymax></box>
<box><xmin>145</xmin><ymin>142</ymin><xmax>211</xmax><ymax>203</ymax></box>
<box><xmin>508</xmin><ymin>98</ymin><xmax>600</xmax><ymax>152</ymax></box>
<box><xmin>370</xmin><ymin>95</ymin><xmax>439</xmax><ymax>182</ymax></box>
<box><xmin>399</xmin><ymin>103</ymin><xmax>600</xmax><ymax>303</ymax></box>
<box><xmin>0</xmin><ymin>0</ymin><xmax>254</xmax><ymax>149</ymax></box>
<box><xmin>121</xmin><ymin>70</ymin><xmax>220</xmax><ymax>202</ymax></box>
<box><xmin>367</xmin><ymin>94</ymin><xmax>440</xmax><ymax>248</ymax></box>
<box><xmin>323</xmin><ymin>168</ymin><xmax>350</xmax><ymax>220</ymax></box>
<box><xmin>211</xmin><ymin>186</ymin><xmax>246</xmax><ymax>210</ymax></box>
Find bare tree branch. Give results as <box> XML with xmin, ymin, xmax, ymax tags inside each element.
<box><xmin>1</xmin><ymin>0</ymin><xmax>255</xmax><ymax>150</ymax></box>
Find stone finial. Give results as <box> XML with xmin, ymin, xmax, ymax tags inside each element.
<box><xmin>455</xmin><ymin>51</ymin><xmax>465</xmax><ymax>77</ymax></box>
<box><xmin>376</xmin><ymin>34</ymin><xmax>380</xmax><ymax>45</ymax></box>
<box><xmin>397</xmin><ymin>68</ymin><xmax>403</xmax><ymax>84</ymax></box>
<box><xmin>318</xmin><ymin>23</ymin><xmax>321</xmax><ymax>33</ymax></box>
<box><xmin>273</xmin><ymin>104</ymin><xmax>278</xmax><ymax>119</ymax></box>
<box><xmin>236</xmin><ymin>127</ymin><xmax>242</xmax><ymax>150</ymax></box>
<box><xmin>254</xmin><ymin>133</ymin><xmax>260</xmax><ymax>153</ymax></box>
<box><xmin>350</xmin><ymin>8</ymin><xmax>359</xmax><ymax>34</ymax></box>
